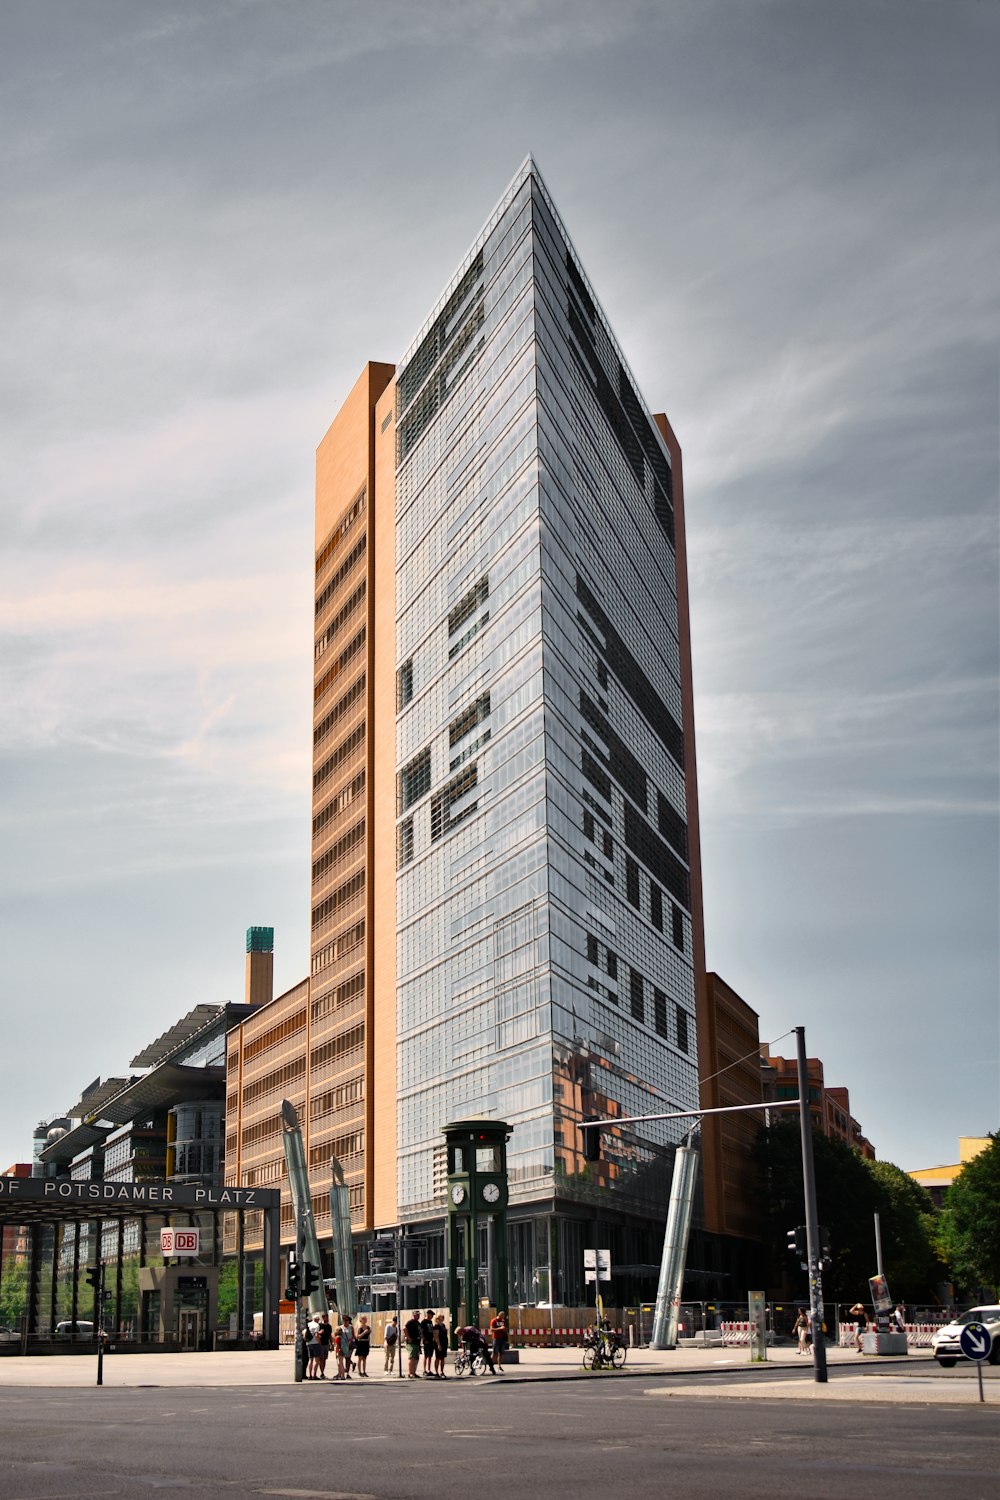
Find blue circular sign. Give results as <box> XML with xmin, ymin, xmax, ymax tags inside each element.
<box><xmin>958</xmin><ymin>1321</ymin><xmax>993</xmax><ymax>1362</ymax></box>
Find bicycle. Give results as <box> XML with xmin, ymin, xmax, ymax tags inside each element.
<box><xmin>454</xmin><ymin>1345</ymin><xmax>487</xmax><ymax>1376</ymax></box>
<box><xmin>581</xmin><ymin>1327</ymin><xmax>626</xmax><ymax>1371</ymax></box>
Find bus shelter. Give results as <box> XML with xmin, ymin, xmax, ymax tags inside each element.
<box><xmin>0</xmin><ymin>1177</ymin><xmax>281</xmax><ymax>1354</ymax></box>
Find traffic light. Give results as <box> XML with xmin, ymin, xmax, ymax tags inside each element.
<box><xmin>301</xmin><ymin>1261</ymin><xmax>320</xmax><ymax>1297</ymax></box>
<box><xmin>84</xmin><ymin>1265</ymin><xmax>101</xmax><ymax>1291</ymax></box>
<box><xmin>582</xmin><ymin>1118</ymin><xmax>601</xmax><ymax>1163</ymax></box>
<box><xmin>786</xmin><ymin>1226</ymin><xmax>806</xmax><ymax>1265</ymax></box>
<box><xmin>285</xmin><ymin>1256</ymin><xmax>300</xmax><ymax>1301</ymax></box>
<box><xmin>818</xmin><ymin>1225</ymin><xmax>832</xmax><ymax>1268</ymax></box>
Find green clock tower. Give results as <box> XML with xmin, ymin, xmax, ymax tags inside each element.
<box><xmin>443</xmin><ymin>1118</ymin><xmax>511</xmax><ymax>1340</ymax></box>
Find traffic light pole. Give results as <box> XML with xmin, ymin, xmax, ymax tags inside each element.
<box><xmin>795</xmin><ymin>1026</ymin><xmax>828</xmax><ymax>1384</ymax></box>
<box><xmin>96</xmin><ymin>1264</ymin><xmax>105</xmax><ymax>1387</ymax></box>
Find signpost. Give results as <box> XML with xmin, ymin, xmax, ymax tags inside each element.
<box><xmin>959</xmin><ymin>1321</ymin><xmax>993</xmax><ymax>1404</ymax></box>
<box><xmin>584</xmin><ymin>1249</ymin><xmax>611</xmax><ymax>1324</ymax></box>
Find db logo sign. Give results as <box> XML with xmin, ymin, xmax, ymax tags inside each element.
<box><xmin>161</xmin><ymin>1228</ymin><xmax>200</xmax><ymax>1255</ymax></box>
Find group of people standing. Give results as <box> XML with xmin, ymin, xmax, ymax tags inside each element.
<box><xmin>304</xmin><ymin>1312</ymin><xmax>372</xmax><ymax>1379</ymax></box>
<box><xmin>303</xmin><ymin>1308</ymin><xmax>508</xmax><ymax>1380</ymax></box>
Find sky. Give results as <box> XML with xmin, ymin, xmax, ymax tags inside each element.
<box><xmin>1</xmin><ymin>0</ymin><xmax>997</xmax><ymax>1176</ymax></box>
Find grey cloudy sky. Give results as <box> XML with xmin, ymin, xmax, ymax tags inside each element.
<box><xmin>1</xmin><ymin>0</ymin><xmax>997</xmax><ymax>1174</ymax></box>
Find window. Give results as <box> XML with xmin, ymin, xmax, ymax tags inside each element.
<box><xmin>582</xmin><ymin>751</ymin><xmax>611</xmax><ymax>805</ymax></box>
<box><xmin>449</xmin><ymin>692</ymin><xmax>491</xmax><ymax>747</ymax></box>
<box><xmin>626</xmin><ymin>856</ymin><xmax>640</xmax><ymax>909</ymax></box>
<box><xmin>448</xmin><ymin>576</ymin><xmax>489</xmax><ymax>636</ymax></box>
<box><xmin>398</xmin><ymin>749</ymin><xmax>431</xmax><ymax>814</ymax></box>
<box><xmin>603</xmin><ymin>830</ymin><xmax>613</xmax><ymax>860</ymax></box>
<box><xmin>650</xmin><ymin>884</ymin><xmax>663</xmax><ymax>932</ymax></box>
<box><xmin>675</xmin><ymin>1005</ymin><xmax>689</xmax><ymax>1054</ymax></box>
<box><xmin>586</xmin><ymin>933</ymin><xmax>598</xmax><ymax>965</ymax></box>
<box><xmin>430</xmin><ymin>764</ymin><xmax>478</xmax><ymax>841</ymax></box>
<box><xmin>583</xmin><ymin>809</ymin><xmax>595</xmax><ymax>842</ymax></box>
<box><xmin>653</xmin><ymin>988</ymin><xmax>668</xmax><ymax>1039</ymax></box>
<box><xmin>397</xmin><ymin>818</ymin><xmax>414</xmax><ymax>869</ymax></box>
<box><xmin>671</xmin><ymin>903</ymin><xmax>684</xmax><ymax>952</ymax></box>
<box><xmin>397</xmin><ymin>659</ymin><xmax>413</xmax><ymax>710</ymax></box>
<box><xmin>630</xmin><ymin>969</ymin><xmax>644</xmax><ymax>1024</ymax></box>
<box><xmin>606</xmin><ymin>949</ymin><xmax>617</xmax><ymax>981</ymax></box>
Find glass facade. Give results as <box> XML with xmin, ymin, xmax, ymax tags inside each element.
<box><xmin>393</xmin><ymin>160</ymin><xmax>699</xmax><ymax>1228</ymax></box>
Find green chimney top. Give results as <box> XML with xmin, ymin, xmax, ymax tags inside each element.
<box><xmin>246</xmin><ymin>926</ymin><xmax>274</xmax><ymax>954</ymax></box>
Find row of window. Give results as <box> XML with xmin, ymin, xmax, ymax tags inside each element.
<box><xmin>241</xmin><ymin>1007</ymin><xmax>307</xmax><ymax>1065</ymax></box>
<box><xmin>311</xmin><ymin>816</ymin><xmax>365</xmax><ymax>886</ymax></box>
<box><xmin>314</xmin><ymin>534</ymin><xmax>366</xmax><ymax>623</ymax></box>
<box><xmin>315</xmin><ymin>488</ymin><xmax>365</xmax><ymax>578</ymax></box>
<box><xmin>311</xmin><ymin>868</ymin><xmax>365</xmax><ymax>932</ymax></box>
<box><xmin>311</xmin><ymin>968</ymin><xmax>365</xmax><ymax>1026</ymax></box>
<box><xmin>310</xmin><ymin>1072</ymin><xmax>365</xmax><ymax>1124</ymax></box>
<box><xmin>312</xmin><ymin>769</ymin><xmax>365</xmax><ymax>841</ymax></box>
<box><xmin>313</xmin><ymin>721</ymin><xmax>365</xmax><ymax>795</ymax></box>
<box><xmin>314</xmin><ymin>670</ymin><xmax>366</xmax><ymax>750</ymax></box>
<box><xmin>311</xmin><ymin>920</ymin><xmax>365</xmax><ymax>979</ymax></box>
<box><xmin>310</xmin><ymin>1021</ymin><xmax>365</xmax><ymax>1073</ymax></box>
<box><xmin>307</xmin><ymin>1129</ymin><xmax>364</xmax><ymax>1169</ymax></box>
<box><xmin>241</xmin><ymin>1054</ymin><xmax>305</xmax><ymax>1110</ymax></box>
<box><xmin>314</xmin><ymin>623</ymin><xmax>366</xmax><ymax>705</ymax></box>
<box><xmin>314</xmin><ymin>576</ymin><xmax>366</xmax><ymax>661</ymax></box>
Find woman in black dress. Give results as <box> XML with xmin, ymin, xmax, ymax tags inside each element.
<box><xmin>433</xmin><ymin>1312</ymin><xmax>449</xmax><ymax>1378</ymax></box>
<box><xmin>354</xmin><ymin>1316</ymin><xmax>372</xmax><ymax>1376</ymax></box>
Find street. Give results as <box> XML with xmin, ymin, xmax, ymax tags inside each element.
<box><xmin>0</xmin><ymin>1374</ymin><xmax>995</xmax><ymax>1500</ymax></box>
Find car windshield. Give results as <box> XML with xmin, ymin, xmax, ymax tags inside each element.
<box><xmin>959</xmin><ymin>1308</ymin><xmax>1000</xmax><ymax>1323</ymax></box>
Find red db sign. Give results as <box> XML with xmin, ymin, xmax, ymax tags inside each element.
<box><xmin>161</xmin><ymin>1228</ymin><xmax>200</xmax><ymax>1255</ymax></box>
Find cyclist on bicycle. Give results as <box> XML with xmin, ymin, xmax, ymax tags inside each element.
<box><xmin>458</xmin><ymin>1322</ymin><xmax>497</xmax><ymax>1374</ymax></box>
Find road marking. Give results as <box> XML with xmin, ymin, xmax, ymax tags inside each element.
<box><xmin>257</xmin><ymin>1492</ymin><xmax>376</xmax><ymax>1500</ymax></box>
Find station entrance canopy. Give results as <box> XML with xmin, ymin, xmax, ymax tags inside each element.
<box><xmin>0</xmin><ymin>1177</ymin><xmax>281</xmax><ymax>1353</ymax></box>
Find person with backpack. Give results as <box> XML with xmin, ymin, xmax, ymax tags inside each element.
<box><xmin>384</xmin><ymin>1314</ymin><xmax>399</xmax><ymax>1373</ymax></box>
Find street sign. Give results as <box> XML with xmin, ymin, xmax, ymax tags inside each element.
<box><xmin>959</xmin><ymin>1322</ymin><xmax>993</xmax><ymax>1362</ymax></box>
<box><xmin>583</xmin><ymin>1248</ymin><xmax>611</xmax><ymax>1283</ymax></box>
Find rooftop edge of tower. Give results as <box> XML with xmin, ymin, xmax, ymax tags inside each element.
<box><xmin>395</xmin><ymin>155</ymin><xmax>672</xmax><ymax>470</ymax></box>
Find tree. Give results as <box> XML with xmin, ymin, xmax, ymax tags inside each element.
<box><xmin>937</xmin><ymin>1134</ymin><xmax>1000</xmax><ymax>1299</ymax></box>
<box><xmin>753</xmin><ymin>1120</ymin><xmax>947</xmax><ymax>1303</ymax></box>
<box><xmin>864</xmin><ymin>1159</ymin><xmax>945</xmax><ymax>1300</ymax></box>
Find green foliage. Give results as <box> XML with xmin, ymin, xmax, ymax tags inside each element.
<box><xmin>0</xmin><ymin>1256</ymin><xmax>27</xmax><ymax>1327</ymax></box>
<box><xmin>217</xmin><ymin>1260</ymin><xmax>239</xmax><ymax>1327</ymax></box>
<box><xmin>753</xmin><ymin>1119</ymin><xmax>946</xmax><ymax>1303</ymax></box>
<box><xmin>937</xmin><ymin>1134</ymin><xmax>1000</xmax><ymax>1299</ymax></box>
<box><xmin>864</xmin><ymin>1159</ymin><xmax>946</xmax><ymax>1298</ymax></box>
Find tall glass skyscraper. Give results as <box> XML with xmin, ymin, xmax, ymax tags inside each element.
<box><xmin>390</xmin><ymin>158</ymin><xmax>706</xmax><ymax>1302</ymax></box>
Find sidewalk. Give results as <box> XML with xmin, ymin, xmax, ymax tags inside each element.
<box><xmin>0</xmin><ymin>1341</ymin><xmax>971</xmax><ymax>1396</ymax></box>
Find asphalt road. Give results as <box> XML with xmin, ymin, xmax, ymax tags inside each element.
<box><xmin>0</xmin><ymin>1376</ymin><xmax>996</xmax><ymax>1500</ymax></box>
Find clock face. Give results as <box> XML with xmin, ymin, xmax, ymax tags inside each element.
<box><xmin>451</xmin><ymin>1184</ymin><xmax>467</xmax><ymax>1206</ymax></box>
<box><xmin>482</xmin><ymin>1181</ymin><xmax>501</xmax><ymax>1204</ymax></box>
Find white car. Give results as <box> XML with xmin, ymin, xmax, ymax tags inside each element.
<box><xmin>931</xmin><ymin>1305</ymin><xmax>1000</xmax><ymax>1367</ymax></box>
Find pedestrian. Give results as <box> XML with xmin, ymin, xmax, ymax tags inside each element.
<box><xmin>404</xmin><ymin>1310</ymin><xmax>422</xmax><ymax>1378</ymax></box>
<box><xmin>306</xmin><ymin>1313</ymin><xmax>322</xmax><ymax>1379</ymax></box>
<box><xmin>793</xmin><ymin>1310</ymin><xmax>809</xmax><ymax>1354</ymax></box>
<box><xmin>334</xmin><ymin>1319</ymin><xmax>347</xmax><ymax>1380</ymax></box>
<box><xmin>316</xmin><ymin>1313</ymin><xmax>332</xmax><ymax>1379</ymax></box>
<box><xmin>341</xmin><ymin>1314</ymin><xmax>355</xmax><ymax>1376</ymax></box>
<box><xmin>355</xmin><ymin>1316</ymin><xmax>371</xmax><ymax>1376</ymax></box>
<box><xmin>891</xmin><ymin>1304</ymin><xmax>906</xmax><ymax>1334</ymax></box>
<box><xmin>849</xmin><ymin>1302</ymin><xmax>868</xmax><ymax>1352</ymax></box>
<box><xmin>433</xmin><ymin>1312</ymin><xmax>449</xmax><ymax>1378</ymax></box>
<box><xmin>489</xmin><ymin>1310</ymin><xmax>508</xmax><ymax>1371</ymax></box>
<box><xmin>420</xmin><ymin>1308</ymin><xmax>436</xmax><ymax>1377</ymax></box>
<box><xmin>384</xmin><ymin>1314</ymin><xmax>399</xmax><ymax>1373</ymax></box>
